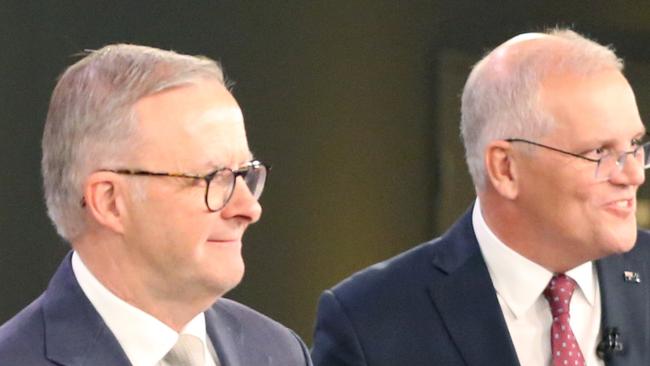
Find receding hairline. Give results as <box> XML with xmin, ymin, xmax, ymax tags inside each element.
<box><xmin>478</xmin><ymin>30</ymin><xmax>622</xmax><ymax>81</ymax></box>
<box><xmin>460</xmin><ymin>28</ymin><xmax>624</xmax><ymax>190</ymax></box>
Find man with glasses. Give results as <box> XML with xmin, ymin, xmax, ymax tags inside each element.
<box><xmin>312</xmin><ymin>29</ymin><xmax>650</xmax><ymax>365</ymax></box>
<box><xmin>0</xmin><ymin>44</ymin><xmax>312</xmax><ymax>366</ymax></box>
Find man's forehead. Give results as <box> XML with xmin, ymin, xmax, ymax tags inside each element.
<box><xmin>131</xmin><ymin>79</ymin><xmax>250</xmax><ymax>170</ymax></box>
<box><xmin>539</xmin><ymin>69</ymin><xmax>644</xmax><ymax>143</ymax></box>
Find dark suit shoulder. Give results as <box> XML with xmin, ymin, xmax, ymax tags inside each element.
<box><xmin>208</xmin><ymin>298</ymin><xmax>312</xmax><ymax>365</ymax></box>
<box><xmin>320</xmin><ymin>238</ymin><xmax>449</xmax><ymax>345</ymax></box>
<box><xmin>212</xmin><ymin>297</ymin><xmax>296</xmax><ymax>336</ymax></box>
<box><xmin>312</xmin><ymin>209</ymin><xmax>514</xmax><ymax>365</ymax></box>
<box><xmin>330</xmin><ymin>208</ymin><xmax>477</xmax><ymax>304</ymax></box>
<box><xmin>0</xmin><ymin>294</ymin><xmax>51</xmax><ymax>365</ymax></box>
<box><xmin>312</xmin><ymin>231</ymin><xmax>478</xmax><ymax>366</ymax></box>
<box><xmin>331</xmin><ymin>239</ymin><xmax>440</xmax><ymax>301</ymax></box>
<box><xmin>635</xmin><ymin>229</ymin><xmax>650</xmax><ymax>248</ymax></box>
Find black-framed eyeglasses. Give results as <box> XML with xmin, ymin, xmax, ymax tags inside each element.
<box><xmin>505</xmin><ymin>138</ymin><xmax>650</xmax><ymax>181</ymax></box>
<box><xmin>97</xmin><ymin>160</ymin><xmax>269</xmax><ymax>212</ymax></box>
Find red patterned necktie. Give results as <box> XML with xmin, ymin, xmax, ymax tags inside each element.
<box><xmin>543</xmin><ymin>274</ymin><xmax>586</xmax><ymax>366</ymax></box>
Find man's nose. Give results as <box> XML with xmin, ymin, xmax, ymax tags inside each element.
<box><xmin>220</xmin><ymin>176</ymin><xmax>263</xmax><ymax>223</ymax></box>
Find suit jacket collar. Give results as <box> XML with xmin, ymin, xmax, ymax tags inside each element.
<box><xmin>43</xmin><ymin>252</ymin><xmax>131</xmax><ymax>366</ymax></box>
<box><xmin>205</xmin><ymin>304</ymin><xmax>241</xmax><ymax>366</ymax></box>
<box><xmin>427</xmin><ymin>207</ymin><xmax>521</xmax><ymax>366</ymax></box>
<box><xmin>43</xmin><ymin>252</ymin><xmax>256</xmax><ymax>366</ymax></box>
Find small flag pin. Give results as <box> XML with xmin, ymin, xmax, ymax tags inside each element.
<box><xmin>624</xmin><ymin>271</ymin><xmax>641</xmax><ymax>283</ymax></box>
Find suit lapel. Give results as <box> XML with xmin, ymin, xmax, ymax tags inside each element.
<box><xmin>597</xmin><ymin>239</ymin><xmax>650</xmax><ymax>366</ymax></box>
<box><xmin>205</xmin><ymin>303</ymin><xmax>242</xmax><ymax>366</ymax></box>
<box><xmin>427</xmin><ymin>208</ymin><xmax>520</xmax><ymax>366</ymax></box>
<box><xmin>43</xmin><ymin>252</ymin><xmax>131</xmax><ymax>366</ymax></box>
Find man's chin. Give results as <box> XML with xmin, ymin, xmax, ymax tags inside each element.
<box><xmin>602</xmin><ymin>227</ymin><xmax>638</xmax><ymax>256</ymax></box>
<box><xmin>206</xmin><ymin>265</ymin><xmax>245</xmax><ymax>298</ymax></box>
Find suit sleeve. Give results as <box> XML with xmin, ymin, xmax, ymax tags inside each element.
<box><xmin>311</xmin><ymin>290</ymin><xmax>367</xmax><ymax>366</ymax></box>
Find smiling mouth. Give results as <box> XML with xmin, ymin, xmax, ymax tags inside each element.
<box><xmin>614</xmin><ymin>199</ymin><xmax>631</xmax><ymax>208</ymax></box>
<box><xmin>605</xmin><ymin>198</ymin><xmax>635</xmax><ymax>214</ymax></box>
<box><xmin>207</xmin><ymin>238</ymin><xmax>242</xmax><ymax>245</ymax></box>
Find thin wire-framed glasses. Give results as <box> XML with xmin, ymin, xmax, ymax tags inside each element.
<box><xmin>505</xmin><ymin>138</ymin><xmax>650</xmax><ymax>181</ymax></box>
<box><xmin>98</xmin><ymin>160</ymin><xmax>269</xmax><ymax>212</ymax></box>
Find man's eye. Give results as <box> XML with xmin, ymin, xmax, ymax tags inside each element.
<box><xmin>583</xmin><ymin>147</ymin><xmax>608</xmax><ymax>159</ymax></box>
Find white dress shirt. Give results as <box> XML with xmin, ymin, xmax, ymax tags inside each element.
<box><xmin>472</xmin><ymin>199</ymin><xmax>604</xmax><ymax>366</ymax></box>
<box><xmin>72</xmin><ymin>252</ymin><xmax>218</xmax><ymax>366</ymax></box>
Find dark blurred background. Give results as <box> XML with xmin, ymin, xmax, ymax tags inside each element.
<box><xmin>3</xmin><ymin>1</ymin><xmax>650</xmax><ymax>344</ymax></box>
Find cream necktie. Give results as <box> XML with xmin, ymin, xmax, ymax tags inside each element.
<box><xmin>160</xmin><ymin>334</ymin><xmax>205</xmax><ymax>366</ymax></box>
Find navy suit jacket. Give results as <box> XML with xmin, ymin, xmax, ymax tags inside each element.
<box><xmin>312</xmin><ymin>208</ymin><xmax>650</xmax><ymax>366</ymax></box>
<box><xmin>0</xmin><ymin>252</ymin><xmax>312</xmax><ymax>366</ymax></box>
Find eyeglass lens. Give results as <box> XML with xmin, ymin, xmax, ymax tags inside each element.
<box><xmin>206</xmin><ymin>164</ymin><xmax>267</xmax><ymax>211</ymax></box>
<box><xmin>595</xmin><ymin>143</ymin><xmax>650</xmax><ymax>180</ymax></box>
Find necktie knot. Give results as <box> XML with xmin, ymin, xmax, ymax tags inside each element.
<box><xmin>543</xmin><ymin>273</ymin><xmax>576</xmax><ymax>319</ymax></box>
<box><xmin>160</xmin><ymin>334</ymin><xmax>205</xmax><ymax>366</ymax></box>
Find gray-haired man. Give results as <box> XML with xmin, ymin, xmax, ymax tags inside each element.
<box><xmin>0</xmin><ymin>44</ymin><xmax>312</xmax><ymax>366</ymax></box>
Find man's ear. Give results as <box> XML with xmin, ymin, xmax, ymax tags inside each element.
<box><xmin>484</xmin><ymin>140</ymin><xmax>520</xmax><ymax>200</ymax></box>
<box><xmin>82</xmin><ymin>172</ymin><xmax>127</xmax><ymax>234</ymax></box>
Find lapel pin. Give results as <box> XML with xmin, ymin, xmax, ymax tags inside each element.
<box><xmin>623</xmin><ymin>271</ymin><xmax>641</xmax><ymax>283</ymax></box>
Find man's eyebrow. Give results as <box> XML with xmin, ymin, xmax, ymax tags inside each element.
<box><xmin>203</xmin><ymin>154</ymin><xmax>256</xmax><ymax>171</ymax></box>
<box><xmin>628</xmin><ymin>130</ymin><xmax>648</xmax><ymax>142</ymax></box>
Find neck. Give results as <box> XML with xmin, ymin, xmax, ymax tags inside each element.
<box><xmin>478</xmin><ymin>192</ymin><xmax>589</xmax><ymax>273</ymax></box>
<box><xmin>73</xmin><ymin>233</ymin><xmax>218</xmax><ymax>332</ymax></box>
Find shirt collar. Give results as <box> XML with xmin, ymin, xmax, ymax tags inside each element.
<box><xmin>472</xmin><ymin>199</ymin><xmax>597</xmax><ymax>319</ymax></box>
<box><xmin>71</xmin><ymin>251</ymin><xmax>210</xmax><ymax>366</ymax></box>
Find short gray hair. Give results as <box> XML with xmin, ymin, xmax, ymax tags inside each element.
<box><xmin>42</xmin><ymin>44</ymin><xmax>226</xmax><ymax>241</ymax></box>
<box><xmin>460</xmin><ymin>29</ymin><xmax>623</xmax><ymax>190</ymax></box>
